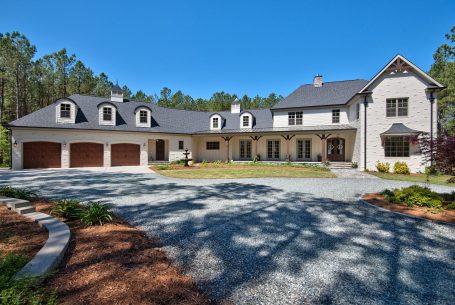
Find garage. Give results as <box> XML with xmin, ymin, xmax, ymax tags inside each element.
<box><xmin>23</xmin><ymin>142</ymin><xmax>61</xmax><ymax>169</ymax></box>
<box><xmin>70</xmin><ymin>142</ymin><xmax>104</xmax><ymax>167</ymax></box>
<box><xmin>111</xmin><ymin>143</ymin><xmax>140</xmax><ymax>166</ymax></box>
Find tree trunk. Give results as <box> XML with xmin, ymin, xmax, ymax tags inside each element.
<box><xmin>0</xmin><ymin>77</ymin><xmax>4</xmax><ymax>123</ymax></box>
<box><xmin>15</xmin><ymin>65</ymin><xmax>20</xmax><ymax>120</ymax></box>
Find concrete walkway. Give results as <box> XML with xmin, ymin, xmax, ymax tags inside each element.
<box><xmin>0</xmin><ymin>167</ymin><xmax>453</xmax><ymax>305</ymax></box>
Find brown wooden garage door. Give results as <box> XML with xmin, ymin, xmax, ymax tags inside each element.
<box><xmin>70</xmin><ymin>143</ymin><xmax>104</xmax><ymax>167</ymax></box>
<box><xmin>111</xmin><ymin>143</ymin><xmax>140</xmax><ymax>166</ymax></box>
<box><xmin>23</xmin><ymin>142</ymin><xmax>61</xmax><ymax>169</ymax></box>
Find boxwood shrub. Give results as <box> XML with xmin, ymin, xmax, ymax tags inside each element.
<box><xmin>380</xmin><ymin>185</ymin><xmax>443</xmax><ymax>209</ymax></box>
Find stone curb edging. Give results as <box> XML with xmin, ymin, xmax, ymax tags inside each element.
<box><xmin>358</xmin><ymin>197</ymin><xmax>455</xmax><ymax>227</ymax></box>
<box><xmin>0</xmin><ymin>196</ymin><xmax>71</xmax><ymax>279</ymax></box>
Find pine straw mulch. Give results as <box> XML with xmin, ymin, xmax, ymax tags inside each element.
<box><xmin>32</xmin><ymin>202</ymin><xmax>212</xmax><ymax>305</ymax></box>
<box><xmin>0</xmin><ymin>204</ymin><xmax>48</xmax><ymax>259</ymax></box>
<box><xmin>362</xmin><ymin>193</ymin><xmax>455</xmax><ymax>224</ymax></box>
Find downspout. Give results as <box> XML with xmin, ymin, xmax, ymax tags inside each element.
<box><xmin>8</xmin><ymin>127</ymin><xmax>12</xmax><ymax>170</ymax></box>
<box><xmin>363</xmin><ymin>96</ymin><xmax>368</xmax><ymax>171</ymax></box>
<box><xmin>429</xmin><ymin>91</ymin><xmax>435</xmax><ymax>167</ymax></box>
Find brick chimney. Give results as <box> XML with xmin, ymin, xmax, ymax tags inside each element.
<box><xmin>313</xmin><ymin>74</ymin><xmax>323</xmax><ymax>87</ymax></box>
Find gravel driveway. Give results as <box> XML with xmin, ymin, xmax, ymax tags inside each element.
<box><xmin>1</xmin><ymin>167</ymin><xmax>454</xmax><ymax>305</ymax></box>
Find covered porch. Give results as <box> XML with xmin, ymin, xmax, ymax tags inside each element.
<box><xmin>194</xmin><ymin>129</ymin><xmax>357</xmax><ymax>163</ymax></box>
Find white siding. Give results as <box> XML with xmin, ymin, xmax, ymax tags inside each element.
<box><xmin>362</xmin><ymin>71</ymin><xmax>436</xmax><ymax>172</ymax></box>
<box><xmin>273</xmin><ymin>107</ymin><xmax>349</xmax><ymax>127</ymax></box>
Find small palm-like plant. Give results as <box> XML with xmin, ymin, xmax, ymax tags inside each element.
<box><xmin>80</xmin><ymin>202</ymin><xmax>113</xmax><ymax>226</ymax></box>
<box><xmin>52</xmin><ymin>199</ymin><xmax>83</xmax><ymax>220</ymax></box>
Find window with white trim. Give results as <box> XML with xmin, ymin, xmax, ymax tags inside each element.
<box><xmin>384</xmin><ymin>136</ymin><xmax>410</xmax><ymax>157</ymax></box>
<box><xmin>206</xmin><ymin>141</ymin><xmax>220</xmax><ymax>150</ymax></box>
<box><xmin>386</xmin><ymin>98</ymin><xmax>408</xmax><ymax>117</ymax></box>
<box><xmin>139</xmin><ymin>110</ymin><xmax>148</xmax><ymax>123</ymax></box>
<box><xmin>242</xmin><ymin>115</ymin><xmax>249</xmax><ymax>127</ymax></box>
<box><xmin>332</xmin><ymin>109</ymin><xmax>340</xmax><ymax>123</ymax></box>
<box><xmin>103</xmin><ymin>107</ymin><xmax>112</xmax><ymax>121</ymax></box>
<box><xmin>60</xmin><ymin>103</ymin><xmax>71</xmax><ymax>118</ymax></box>
<box><xmin>212</xmin><ymin>117</ymin><xmax>219</xmax><ymax>128</ymax></box>
<box><xmin>288</xmin><ymin>112</ymin><xmax>303</xmax><ymax>125</ymax></box>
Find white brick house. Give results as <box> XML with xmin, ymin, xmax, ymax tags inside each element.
<box><xmin>8</xmin><ymin>55</ymin><xmax>443</xmax><ymax>172</ymax></box>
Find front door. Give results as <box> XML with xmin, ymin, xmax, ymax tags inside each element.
<box><xmin>156</xmin><ymin>140</ymin><xmax>165</xmax><ymax>161</ymax></box>
<box><xmin>327</xmin><ymin>137</ymin><xmax>345</xmax><ymax>162</ymax></box>
<box><xmin>239</xmin><ymin>140</ymin><xmax>252</xmax><ymax>160</ymax></box>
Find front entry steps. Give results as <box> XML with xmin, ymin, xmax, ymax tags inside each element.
<box><xmin>328</xmin><ymin>162</ymin><xmax>353</xmax><ymax>169</ymax></box>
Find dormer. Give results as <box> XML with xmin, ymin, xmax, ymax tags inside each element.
<box><xmin>55</xmin><ymin>98</ymin><xmax>77</xmax><ymax>124</ymax></box>
<box><xmin>209</xmin><ymin>113</ymin><xmax>223</xmax><ymax>130</ymax></box>
<box><xmin>111</xmin><ymin>83</ymin><xmax>124</xmax><ymax>103</ymax></box>
<box><xmin>134</xmin><ymin>105</ymin><xmax>152</xmax><ymax>128</ymax></box>
<box><xmin>97</xmin><ymin>102</ymin><xmax>117</xmax><ymax>126</ymax></box>
<box><xmin>240</xmin><ymin>111</ymin><xmax>253</xmax><ymax>129</ymax></box>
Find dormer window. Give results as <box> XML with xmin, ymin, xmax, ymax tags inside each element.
<box><xmin>139</xmin><ymin>110</ymin><xmax>148</xmax><ymax>124</ymax></box>
<box><xmin>213</xmin><ymin>117</ymin><xmax>219</xmax><ymax>128</ymax></box>
<box><xmin>242</xmin><ymin>116</ymin><xmax>249</xmax><ymax>127</ymax></box>
<box><xmin>134</xmin><ymin>106</ymin><xmax>152</xmax><ymax>127</ymax></box>
<box><xmin>210</xmin><ymin>113</ymin><xmax>222</xmax><ymax>130</ymax></box>
<box><xmin>60</xmin><ymin>104</ymin><xmax>71</xmax><ymax>118</ymax></box>
<box><xmin>103</xmin><ymin>107</ymin><xmax>112</xmax><ymax>121</ymax></box>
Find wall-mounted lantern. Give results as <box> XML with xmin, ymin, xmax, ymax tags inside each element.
<box><xmin>13</xmin><ymin>141</ymin><xmax>17</xmax><ymax>148</ymax></box>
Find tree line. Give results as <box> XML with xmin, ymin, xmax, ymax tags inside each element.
<box><xmin>0</xmin><ymin>31</ymin><xmax>282</xmax><ymax>125</ymax></box>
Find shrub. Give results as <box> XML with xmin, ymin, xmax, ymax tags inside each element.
<box><xmin>157</xmin><ymin>164</ymin><xmax>170</xmax><ymax>170</ymax></box>
<box><xmin>80</xmin><ymin>202</ymin><xmax>113</xmax><ymax>226</ymax></box>
<box><xmin>394</xmin><ymin>161</ymin><xmax>410</xmax><ymax>175</ymax></box>
<box><xmin>384</xmin><ymin>185</ymin><xmax>443</xmax><ymax>208</ymax></box>
<box><xmin>201</xmin><ymin>160</ymin><xmax>208</xmax><ymax>164</ymax></box>
<box><xmin>447</xmin><ymin>202</ymin><xmax>455</xmax><ymax>209</ymax></box>
<box><xmin>351</xmin><ymin>162</ymin><xmax>358</xmax><ymax>169</ymax></box>
<box><xmin>52</xmin><ymin>199</ymin><xmax>83</xmax><ymax>220</ymax></box>
<box><xmin>0</xmin><ymin>253</ymin><xmax>28</xmax><ymax>290</ymax></box>
<box><xmin>0</xmin><ymin>186</ymin><xmax>38</xmax><ymax>201</ymax></box>
<box><xmin>376</xmin><ymin>162</ymin><xmax>390</xmax><ymax>173</ymax></box>
<box><xmin>447</xmin><ymin>177</ymin><xmax>455</xmax><ymax>184</ymax></box>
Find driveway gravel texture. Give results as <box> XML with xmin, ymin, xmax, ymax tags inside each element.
<box><xmin>1</xmin><ymin>167</ymin><xmax>454</xmax><ymax>305</ymax></box>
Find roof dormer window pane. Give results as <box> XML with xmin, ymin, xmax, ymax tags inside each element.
<box><xmin>103</xmin><ymin>107</ymin><xmax>112</xmax><ymax>121</ymax></box>
<box><xmin>242</xmin><ymin>116</ymin><xmax>249</xmax><ymax>127</ymax></box>
<box><xmin>60</xmin><ymin>104</ymin><xmax>71</xmax><ymax>118</ymax></box>
<box><xmin>213</xmin><ymin>117</ymin><xmax>219</xmax><ymax>128</ymax></box>
<box><xmin>139</xmin><ymin>110</ymin><xmax>148</xmax><ymax>123</ymax></box>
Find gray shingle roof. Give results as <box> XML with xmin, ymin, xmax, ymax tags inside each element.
<box><xmin>271</xmin><ymin>79</ymin><xmax>368</xmax><ymax>110</ymax></box>
<box><xmin>8</xmin><ymin>94</ymin><xmax>275</xmax><ymax>134</ymax></box>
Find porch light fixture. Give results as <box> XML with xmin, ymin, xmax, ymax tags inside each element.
<box><xmin>143</xmin><ymin>142</ymin><xmax>146</xmax><ymax>147</ymax></box>
<box><xmin>106</xmin><ymin>142</ymin><xmax>109</xmax><ymax>147</ymax></box>
<box><xmin>63</xmin><ymin>142</ymin><xmax>66</xmax><ymax>148</ymax></box>
<box><xmin>13</xmin><ymin>141</ymin><xmax>17</xmax><ymax>148</ymax></box>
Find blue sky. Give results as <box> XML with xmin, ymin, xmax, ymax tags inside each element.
<box><xmin>1</xmin><ymin>0</ymin><xmax>454</xmax><ymax>98</ymax></box>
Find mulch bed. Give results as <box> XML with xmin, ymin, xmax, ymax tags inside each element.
<box><xmin>0</xmin><ymin>205</ymin><xmax>48</xmax><ymax>259</ymax></box>
<box><xmin>362</xmin><ymin>193</ymin><xmax>455</xmax><ymax>224</ymax></box>
<box><xmin>33</xmin><ymin>202</ymin><xmax>211</xmax><ymax>305</ymax></box>
<box><xmin>152</xmin><ymin>164</ymin><xmax>323</xmax><ymax>171</ymax></box>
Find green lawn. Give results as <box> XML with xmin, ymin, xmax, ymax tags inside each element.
<box><xmin>370</xmin><ymin>172</ymin><xmax>455</xmax><ymax>187</ymax></box>
<box><xmin>154</xmin><ymin>167</ymin><xmax>335</xmax><ymax>179</ymax></box>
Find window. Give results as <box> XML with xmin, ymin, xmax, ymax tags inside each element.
<box><xmin>386</xmin><ymin>98</ymin><xmax>408</xmax><ymax>117</ymax></box>
<box><xmin>60</xmin><ymin>103</ymin><xmax>71</xmax><ymax>118</ymax></box>
<box><xmin>239</xmin><ymin>140</ymin><xmax>252</xmax><ymax>159</ymax></box>
<box><xmin>297</xmin><ymin>139</ymin><xmax>311</xmax><ymax>160</ymax></box>
<box><xmin>356</xmin><ymin>103</ymin><xmax>360</xmax><ymax>119</ymax></box>
<box><xmin>242</xmin><ymin>115</ymin><xmax>249</xmax><ymax>127</ymax></box>
<box><xmin>384</xmin><ymin>136</ymin><xmax>410</xmax><ymax>157</ymax></box>
<box><xmin>139</xmin><ymin>110</ymin><xmax>148</xmax><ymax>123</ymax></box>
<box><xmin>206</xmin><ymin>141</ymin><xmax>220</xmax><ymax>150</ymax></box>
<box><xmin>212</xmin><ymin>117</ymin><xmax>219</xmax><ymax>128</ymax></box>
<box><xmin>179</xmin><ymin>141</ymin><xmax>184</xmax><ymax>150</ymax></box>
<box><xmin>288</xmin><ymin>112</ymin><xmax>303</xmax><ymax>125</ymax></box>
<box><xmin>267</xmin><ymin>140</ymin><xmax>280</xmax><ymax>159</ymax></box>
<box><xmin>332</xmin><ymin>109</ymin><xmax>340</xmax><ymax>123</ymax></box>
<box><xmin>103</xmin><ymin>107</ymin><xmax>112</xmax><ymax>121</ymax></box>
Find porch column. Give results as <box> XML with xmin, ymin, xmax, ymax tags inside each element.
<box><xmin>249</xmin><ymin>136</ymin><xmax>262</xmax><ymax>161</ymax></box>
<box><xmin>222</xmin><ymin>136</ymin><xmax>233</xmax><ymax>162</ymax></box>
<box><xmin>281</xmin><ymin>135</ymin><xmax>295</xmax><ymax>161</ymax></box>
<box><xmin>316</xmin><ymin>134</ymin><xmax>331</xmax><ymax>162</ymax></box>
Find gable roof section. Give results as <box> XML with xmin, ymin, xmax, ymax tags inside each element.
<box><xmin>271</xmin><ymin>79</ymin><xmax>368</xmax><ymax>110</ymax></box>
<box><xmin>359</xmin><ymin>54</ymin><xmax>444</xmax><ymax>93</ymax></box>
